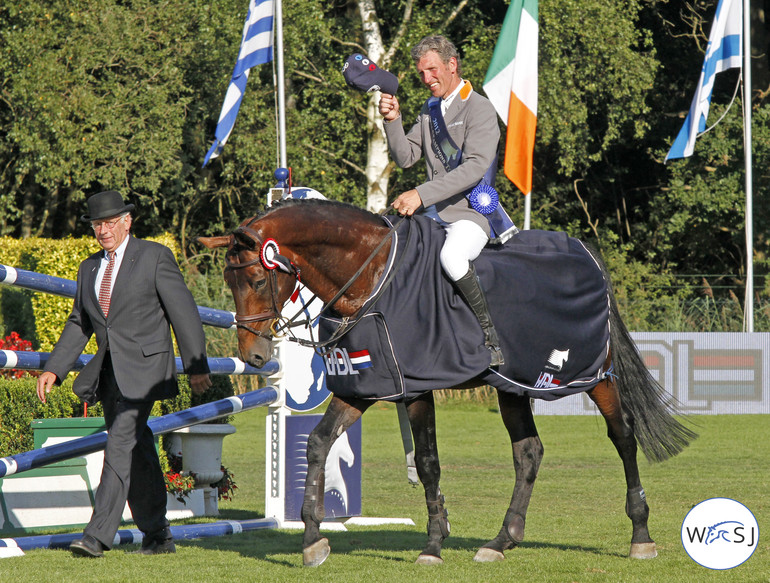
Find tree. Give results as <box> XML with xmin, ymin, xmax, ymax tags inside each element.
<box><xmin>0</xmin><ymin>0</ymin><xmax>767</xmax><ymax>323</ymax></box>
<box><xmin>0</xmin><ymin>1</ymin><xmax>201</xmax><ymax>237</ymax></box>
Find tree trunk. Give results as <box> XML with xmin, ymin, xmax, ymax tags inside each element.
<box><xmin>364</xmin><ymin>94</ymin><xmax>393</xmax><ymax>212</ymax></box>
<box><xmin>357</xmin><ymin>0</ymin><xmax>390</xmax><ymax>212</ymax></box>
<box><xmin>20</xmin><ymin>187</ymin><xmax>34</xmax><ymax>239</ymax></box>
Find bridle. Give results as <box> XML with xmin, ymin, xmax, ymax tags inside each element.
<box><xmin>226</xmin><ymin>214</ymin><xmax>410</xmax><ymax>347</ymax></box>
<box><xmin>225</xmin><ymin>224</ymin><xmax>299</xmax><ymax>340</ymax></box>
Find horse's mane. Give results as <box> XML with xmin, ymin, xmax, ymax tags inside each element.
<box><xmin>254</xmin><ymin>197</ymin><xmax>386</xmax><ymax>226</ymax></box>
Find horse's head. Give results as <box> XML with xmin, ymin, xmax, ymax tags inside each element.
<box><xmin>200</xmin><ymin>199</ymin><xmax>393</xmax><ymax>367</ymax></box>
<box><xmin>198</xmin><ymin>219</ymin><xmax>298</xmax><ymax>368</ymax></box>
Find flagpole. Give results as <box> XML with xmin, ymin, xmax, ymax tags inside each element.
<box><xmin>523</xmin><ymin>193</ymin><xmax>531</xmax><ymax>230</ymax></box>
<box><xmin>275</xmin><ymin>0</ymin><xmax>287</xmax><ymax>168</ymax></box>
<box><xmin>742</xmin><ymin>0</ymin><xmax>753</xmax><ymax>332</ymax></box>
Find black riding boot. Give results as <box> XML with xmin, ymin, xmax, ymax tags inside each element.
<box><xmin>454</xmin><ymin>264</ymin><xmax>504</xmax><ymax>367</ymax></box>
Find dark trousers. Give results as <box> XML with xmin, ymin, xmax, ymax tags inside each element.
<box><xmin>84</xmin><ymin>357</ymin><xmax>169</xmax><ymax>549</ymax></box>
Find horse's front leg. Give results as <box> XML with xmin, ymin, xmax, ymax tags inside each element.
<box><xmin>302</xmin><ymin>395</ymin><xmax>371</xmax><ymax>567</ymax></box>
<box><xmin>475</xmin><ymin>390</ymin><xmax>543</xmax><ymax>562</ymax></box>
<box><xmin>405</xmin><ymin>392</ymin><xmax>450</xmax><ymax>565</ymax></box>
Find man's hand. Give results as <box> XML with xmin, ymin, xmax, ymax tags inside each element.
<box><xmin>36</xmin><ymin>371</ymin><xmax>58</xmax><ymax>404</ymax></box>
<box><xmin>189</xmin><ymin>373</ymin><xmax>212</xmax><ymax>396</ymax></box>
<box><xmin>378</xmin><ymin>93</ymin><xmax>401</xmax><ymax>122</ymax></box>
<box><xmin>392</xmin><ymin>189</ymin><xmax>423</xmax><ymax>216</ymax></box>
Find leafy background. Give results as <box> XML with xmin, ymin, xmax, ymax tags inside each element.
<box><xmin>1</xmin><ymin>0</ymin><xmax>768</xmax><ymax>330</ymax></box>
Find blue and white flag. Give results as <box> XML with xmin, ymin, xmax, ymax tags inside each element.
<box><xmin>665</xmin><ymin>0</ymin><xmax>742</xmax><ymax>161</ymax></box>
<box><xmin>203</xmin><ymin>0</ymin><xmax>274</xmax><ymax>167</ymax></box>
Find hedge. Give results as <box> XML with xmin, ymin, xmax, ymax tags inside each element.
<box><xmin>0</xmin><ymin>234</ymin><xmax>236</xmax><ymax>459</ymax></box>
<box><xmin>0</xmin><ymin>233</ymin><xmax>179</xmax><ymax>351</ymax></box>
<box><xmin>0</xmin><ymin>376</ymin><xmax>84</xmax><ymax>457</ymax></box>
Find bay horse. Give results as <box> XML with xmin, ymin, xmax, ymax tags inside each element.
<box><xmin>199</xmin><ymin>198</ymin><xmax>695</xmax><ymax>567</ymax></box>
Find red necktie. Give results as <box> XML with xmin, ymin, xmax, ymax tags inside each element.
<box><xmin>98</xmin><ymin>252</ymin><xmax>115</xmax><ymax>317</ymax></box>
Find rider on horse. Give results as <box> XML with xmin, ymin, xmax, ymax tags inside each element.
<box><xmin>379</xmin><ymin>35</ymin><xmax>507</xmax><ymax>367</ymax></box>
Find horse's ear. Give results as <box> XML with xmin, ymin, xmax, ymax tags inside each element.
<box><xmin>197</xmin><ymin>235</ymin><xmax>231</xmax><ymax>249</ymax></box>
<box><xmin>233</xmin><ymin>228</ymin><xmax>258</xmax><ymax>250</ymax></box>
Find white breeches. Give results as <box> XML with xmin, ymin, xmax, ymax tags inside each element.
<box><xmin>439</xmin><ymin>220</ymin><xmax>489</xmax><ymax>281</ymax></box>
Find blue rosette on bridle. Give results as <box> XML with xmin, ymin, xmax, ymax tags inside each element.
<box><xmin>468</xmin><ymin>184</ymin><xmax>499</xmax><ymax>215</ymax></box>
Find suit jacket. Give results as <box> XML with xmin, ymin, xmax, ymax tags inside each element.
<box><xmin>44</xmin><ymin>236</ymin><xmax>209</xmax><ymax>404</ymax></box>
<box><xmin>383</xmin><ymin>81</ymin><xmax>500</xmax><ymax>235</ymax></box>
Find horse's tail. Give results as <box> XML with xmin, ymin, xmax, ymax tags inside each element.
<box><xmin>586</xmin><ymin>245</ymin><xmax>697</xmax><ymax>462</ymax></box>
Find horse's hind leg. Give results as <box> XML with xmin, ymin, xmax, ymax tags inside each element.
<box><xmin>302</xmin><ymin>395</ymin><xmax>371</xmax><ymax>567</ymax></box>
<box><xmin>475</xmin><ymin>391</ymin><xmax>543</xmax><ymax>562</ymax></box>
<box><xmin>405</xmin><ymin>392</ymin><xmax>450</xmax><ymax>565</ymax></box>
<box><xmin>588</xmin><ymin>378</ymin><xmax>658</xmax><ymax>559</ymax></box>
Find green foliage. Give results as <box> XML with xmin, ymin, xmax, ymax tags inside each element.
<box><xmin>595</xmin><ymin>231</ymin><xmax>686</xmax><ymax>331</ymax></box>
<box><xmin>0</xmin><ymin>288</ymin><xmax>37</xmax><ymax>346</ymax></box>
<box><xmin>0</xmin><ymin>373</ymin><xmax>234</xmax><ymax>459</ymax></box>
<box><xmin>154</xmin><ymin>374</ymin><xmax>235</xmax><ymax>423</ymax></box>
<box><xmin>0</xmin><ymin>1</ymin><xmax>196</xmax><ymax>235</ymax></box>
<box><xmin>0</xmin><ymin>0</ymin><xmax>768</xmax><ymax>329</ymax></box>
<box><xmin>0</xmin><ymin>233</ymin><xmax>180</xmax><ymax>351</ymax></box>
<box><xmin>0</xmin><ymin>377</ymin><xmax>82</xmax><ymax>457</ymax></box>
<box><xmin>538</xmin><ymin>0</ymin><xmax>657</xmax><ymax>176</ymax></box>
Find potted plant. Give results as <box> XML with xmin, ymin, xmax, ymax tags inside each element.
<box><xmin>157</xmin><ymin>375</ymin><xmax>238</xmax><ymax>515</ymax></box>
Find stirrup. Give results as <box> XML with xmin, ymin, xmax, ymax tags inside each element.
<box><xmin>487</xmin><ymin>343</ymin><xmax>504</xmax><ymax>367</ymax></box>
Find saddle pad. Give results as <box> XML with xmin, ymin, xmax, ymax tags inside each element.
<box><xmin>320</xmin><ymin>216</ymin><xmax>610</xmax><ymax>401</ymax></box>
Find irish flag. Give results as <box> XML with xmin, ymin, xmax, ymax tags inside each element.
<box><xmin>483</xmin><ymin>0</ymin><xmax>538</xmax><ymax>195</ymax></box>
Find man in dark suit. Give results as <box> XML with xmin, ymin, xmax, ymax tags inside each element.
<box><xmin>36</xmin><ymin>190</ymin><xmax>212</xmax><ymax>557</ymax></box>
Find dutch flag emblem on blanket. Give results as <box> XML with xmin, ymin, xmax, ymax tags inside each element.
<box><xmin>349</xmin><ymin>350</ymin><xmax>373</xmax><ymax>370</ymax></box>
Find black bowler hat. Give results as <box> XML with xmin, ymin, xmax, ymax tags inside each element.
<box><xmin>80</xmin><ymin>191</ymin><xmax>135</xmax><ymax>222</ymax></box>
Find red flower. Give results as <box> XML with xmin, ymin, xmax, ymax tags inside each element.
<box><xmin>0</xmin><ymin>332</ymin><xmax>39</xmax><ymax>379</ymax></box>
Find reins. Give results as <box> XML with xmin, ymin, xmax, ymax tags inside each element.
<box><xmin>227</xmin><ymin>211</ymin><xmax>411</xmax><ymax>350</ymax></box>
<box><xmin>288</xmin><ymin>214</ymin><xmax>412</xmax><ymax>351</ymax></box>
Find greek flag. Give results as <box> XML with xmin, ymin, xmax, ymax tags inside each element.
<box><xmin>203</xmin><ymin>0</ymin><xmax>274</xmax><ymax>167</ymax></box>
<box><xmin>665</xmin><ymin>0</ymin><xmax>742</xmax><ymax>161</ymax></box>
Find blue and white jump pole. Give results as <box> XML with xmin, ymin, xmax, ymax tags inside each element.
<box><xmin>0</xmin><ymin>262</ymin><xmax>291</xmax><ymax>555</ymax></box>
<box><xmin>0</xmin><ymin>518</ymin><xmax>279</xmax><ymax>556</ymax></box>
<box><xmin>0</xmin><ymin>387</ymin><xmax>279</xmax><ymax>478</ymax></box>
<box><xmin>0</xmin><ymin>263</ymin><xmax>236</xmax><ymax>329</ymax></box>
<box><xmin>0</xmin><ymin>349</ymin><xmax>278</xmax><ymax>378</ymax></box>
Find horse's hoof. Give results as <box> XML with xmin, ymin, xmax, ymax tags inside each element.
<box><xmin>629</xmin><ymin>542</ymin><xmax>657</xmax><ymax>559</ymax></box>
<box><xmin>474</xmin><ymin>547</ymin><xmax>505</xmax><ymax>562</ymax></box>
<box><xmin>415</xmin><ymin>553</ymin><xmax>443</xmax><ymax>565</ymax></box>
<box><xmin>303</xmin><ymin>538</ymin><xmax>330</xmax><ymax>567</ymax></box>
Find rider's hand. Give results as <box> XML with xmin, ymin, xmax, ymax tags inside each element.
<box><xmin>392</xmin><ymin>190</ymin><xmax>423</xmax><ymax>216</ymax></box>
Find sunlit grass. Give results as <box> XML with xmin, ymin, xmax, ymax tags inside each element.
<box><xmin>3</xmin><ymin>404</ymin><xmax>767</xmax><ymax>582</ymax></box>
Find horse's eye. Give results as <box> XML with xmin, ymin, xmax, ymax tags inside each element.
<box><xmin>252</xmin><ymin>279</ymin><xmax>267</xmax><ymax>291</ymax></box>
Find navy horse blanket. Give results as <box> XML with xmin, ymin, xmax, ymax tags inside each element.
<box><xmin>319</xmin><ymin>215</ymin><xmax>610</xmax><ymax>401</ymax></box>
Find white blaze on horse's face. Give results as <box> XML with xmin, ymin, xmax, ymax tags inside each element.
<box><xmin>224</xmin><ymin>260</ymin><xmax>274</xmax><ymax>368</ymax></box>
<box><xmin>224</xmin><ymin>241</ymin><xmax>298</xmax><ymax>370</ymax></box>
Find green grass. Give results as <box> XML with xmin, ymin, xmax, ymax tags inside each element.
<box><xmin>3</xmin><ymin>403</ymin><xmax>768</xmax><ymax>582</ymax></box>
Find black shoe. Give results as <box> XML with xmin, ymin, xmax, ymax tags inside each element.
<box><xmin>69</xmin><ymin>535</ymin><xmax>105</xmax><ymax>558</ymax></box>
<box><xmin>134</xmin><ymin>537</ymin><xmax>176</xmax><ymax>555</ymax></box>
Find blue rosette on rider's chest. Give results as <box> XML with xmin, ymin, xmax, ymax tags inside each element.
<box><xmin>468</xmin><ymin>183</ymin><xmax>518</xmax><ymax>244</ymax></box>
<box><xmin>468</xmin><ymin>184</ymin><xmax>499</xmax><ymax>215</ymax></box>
